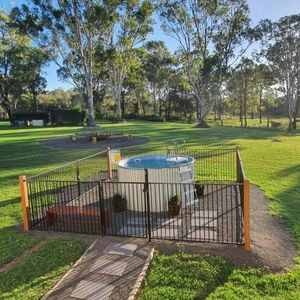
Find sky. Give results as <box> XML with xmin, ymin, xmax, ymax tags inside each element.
<box><xmin>2</xmin><ymin>0</ymin><xmax>300</xmax><ymax>91</ymax></box>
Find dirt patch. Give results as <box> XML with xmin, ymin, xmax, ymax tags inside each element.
<box><xmin>40</xmin><ymin>136</ymin><xmax>148</xmax><ymax>150</ymax></box>
<box><xmin>153</xmin><ymin>185</ymin><xmax>297</xmax><ymax>273</ymax></box>
<box><xmin>0</xmin><ymin>239</ymin><xmax>47</xmax><ymax>273</ymax></box>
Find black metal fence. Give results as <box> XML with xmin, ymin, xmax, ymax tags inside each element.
<box><xmin>24</xmin><ymin>148</ymin><xmax>248</xmax><ymax>245</ymax></box>
<box><xmin>25</xmin><ymin>147</ymin><xmax>246</xmax><ymax>245</ymax></box>
<box><xmin>26</xmin><ymin>178</ymin><xmax>243</xmax><ymax>244</ymax></box>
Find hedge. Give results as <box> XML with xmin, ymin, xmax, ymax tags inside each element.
<box><xmin>49</xmin><ymin>109</ymin><xmax>86</xmax><ymax>125</ymax></box>
<box><xmin>11</xmin><ymin>112</ymin><xmax>50</xmax><ymax>123</ymax></box>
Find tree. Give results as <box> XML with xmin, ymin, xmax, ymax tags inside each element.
<box><xmin>226</xmin><ymin>59</ymin><xmax>258</xmax><ymax>127</ymax></box>
<box><xmin>12</xmin><ymin>0</ymin><xmax>119</xmax><ymax>126</ymax></box>
<box><xmin>142</xmin><ymin>41</ymin><xmax>174</xmax><ymax>116</ymax></box>
<box><xmin>0</xmin><ymin>10</ymin><xmax>47</xmax><ymax>119</ymax></box>
<box><xmin>159</xmin><ymin>0</ymin><xmax>250</xmax><ymax>127</ymax></box>
<box><xmin>107</xmin><ymin>0</ymin><xmax>153</xmax><ymax>119</ymax></box>
<box><xmin>265</xmin><ymin>14</ymin><xmax>300</xmax><ymax>131</ymax></box>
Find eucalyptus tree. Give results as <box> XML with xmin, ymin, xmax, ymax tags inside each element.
<box><xmin>0</xmin><ymin>10</ymin><xmax>47</xmax><ymax>119</ymax></box>
<box><xmin>226</xmin><ymin>58</ymin><xmax>258</xmax><ymax>127</ymax></box>
<box><xmin>107</xmin><ymin>0</ymin><xmax>154</xmax><ymax>119</ymax></box>
<box><xmin>11</xmin><ymin>0</ymin><xmax>119</xmax><ymax>126</ymax></box>
<box><xmin>252</xmin><ymin>64</ymin><xmax>275</xmax><ymax>123</ymax></box>
<box><xmin>159</xmin><ymin>0</ymin><xmax>251</xmax><ymax>127</ymax></box>
<box><xmin>142</xmin><ymin>41</ymin><xmax>174</xmax><ymax>116</ymax></box>
<box><xmin>265</xmin><ymin>14</ymin><xmax>300</xmax><ymax>131</ymax></box>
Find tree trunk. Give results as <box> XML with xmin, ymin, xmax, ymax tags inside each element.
<box><xmin>115</xmin><ymin>86</ymin><xmax>122</xmax><ymax>120</ymax></box>
<box><xmin>195</xmin><ymin>94</ymin><xmax>209</xmax><ymax>128</ymax></box>
<box><xmin>1</xmin><ymin>100</ymin><xmax>12</xmax><ymax>122</ymax></box>
<box><xmin>159</xmin><ymin>98</ymin><xmax>162</xmax><ymax>116</ymax></box>
<box><xmin>32</xmin><ymin>92</ymin><xmax>38</xmax><ymax>112</ymax></box>
<box><xmin>121</xmin><ymin>90</ymin><xmax>125</xmax><ymax>118</ymax></box>
<box><xmin>86</xmin><ymin>81</ymin><xmax>95</xmax><ymax>126</ymax></box>
<box><xmin>288</xmin><ymin>115</ymin><xmax>293</xmax><ymax>132</ymax></box>
<box><xmin>243</xmin><ymin>79</ymin><xmax>247</xmax><ymax>128</ymax></box>
<box><xmin>259</xmin><ymin>85</ymin><xmax>263</xmax><ymax>124</ymax></box>
<box><xmin>239</xmin><ymin>98</ymin><xmax>243</xmax><ymax>127</ymax></box>
<box><xmin>197</xmin><ymin>115</ymin><xmax>209</xmax><ymax>127</ymax></box>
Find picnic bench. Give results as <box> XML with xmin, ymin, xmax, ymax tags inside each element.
<box><xmin>71</xmin><ymin>126</ymin><xmax>102</xmax><ymax>142</ymax></box>
<box><xmin>45</xmin><ymin>204</ymin><xmax>110</xmax><ymax>227</ymax></box>
<box><xmin>270</xmin><ymin>121</ymin><xmax>282</xmax><ymax>130</ymax></box>
<box><xmin>104</xmin><ymin>133</ymin><xmax>133</xmax><ymax>141</ymax></box>
<box><xmin>71</xmin><ymin>127</ymin><xmax>133</xmax><ymax>143</ymax></box>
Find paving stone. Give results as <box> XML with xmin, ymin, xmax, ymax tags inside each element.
<box><xmin>152</xmin><ymin>227</ymin><xmax>179</xmax><ymax>239</ymax></box>
<box><xmin>90</xmin><ymin>258</ymin><xmax>128</xmax><ymax>276</ymax></box>
<box><xmin>103</xmin><ymin>242</ymin><xmax>137</xmax><ymax>257</ymax></box>
<box><xmin>126</xmin><ymin>216</ymin><xmax>147</xmax><ymax>226</ymax></box>
<box><xmin>191</xmin><ymin>216</ymin><xmax>217</xmax><ymax>227</ymax></box>
<box><xmin>185</xmin><ymin>228</ymin><xmax>217</xmax><ymax>240</ymax></box>
<box><xmin>119</xmin><ymin>226</ymin><xmax>146</xmax><ymax>236</ymax></box>
<box><xmin>192</xmin><ymin>210</ymin><xmax>217</xmax><ymax>218</ymax></box>
<box><xmin>158</xmin><ymin>217</ymin><xmax>182</xmax><ymax>226</ymax></box>
<box><xmin>70</xmin><ymin>280</ymin><xmax>114</xmax><ymax>300</ymax></box>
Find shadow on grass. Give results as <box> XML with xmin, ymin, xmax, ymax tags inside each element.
<box><xmin>0</xmin><ymin>238</ymin><xmax>85</xmax><ymax>299</ymax></box>
<box><xmin>0</xmin><ymin>226</ymin><xmax>41</xmax><ymax>265</ymax></box>
<box><xmin>274</xmin><ymin>164</ymin><xmax>300</xmax><ymax>245</ymax></box>
<box><xmin>140</xmin><ymin>252</ymin><xmax>234</xmax><ymax>300</ymax></box>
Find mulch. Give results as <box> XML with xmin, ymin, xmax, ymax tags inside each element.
<box><xmin>40</xmin><ymin>136</ymin><xmax>148</xmax><ymax>150</ymax></box>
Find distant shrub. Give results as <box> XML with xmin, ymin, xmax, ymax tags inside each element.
<box><xmin>49</xmin><ymin>109</ymin><xmax>86</xmax><ymax>125</ymax></box>
<box><xmin>11</xmin><ymin>112</ymin><xmax>50</xmax><ymax>125</ymax></box>
<box><xmin>165</xmin><ymin>115</ymin><xmax>187</xmax><ymax>123</ymax></box>
<box><xmin>124</xmin><ymin>114</ymin><xmax>165</xmax><ymax>122</ymax></box>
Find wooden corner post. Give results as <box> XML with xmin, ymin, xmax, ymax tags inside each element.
<box><xmin>19</xmin><ymin>175</ymin><xmax>30</xmax><ymax>232</ymax></box>
<box><xmin>106</xmin><ymin>147</ymin><xmax>112</xmax><ymax>179</ymax></box>
<box><xmin>243</xmin><ymin>179</ymin><xmax>251</xmax><ymax>251</ymax></box>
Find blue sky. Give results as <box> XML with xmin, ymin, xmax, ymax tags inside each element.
<box><xmin>2</xmin><ymin>0</ymin><xmax>300</xmax><ymax>90</ymax></box>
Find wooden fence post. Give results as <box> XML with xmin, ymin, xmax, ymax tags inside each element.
<box><xmin>106</xmin><ymin>147</ymin><xmax>112</xmax><ymax>179</ymax></box>
<box><xmin>19</xmin><ymin>175</ymin><xmax>30</xmax><ymax>232</ymax></box>
<box><xmin>243</xmin><ymin>179</ymin><xmax>251</xmax><ymax>251</ymax></box>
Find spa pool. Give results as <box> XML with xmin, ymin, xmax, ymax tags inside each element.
<box><xmin>117</xmin><ymin>154</ymin><xmax>195</xmax><ymax>212</ymax></box>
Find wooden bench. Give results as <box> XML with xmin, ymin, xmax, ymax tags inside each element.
<box><xmin>46</xmin><ymin>205</ymin><xmax>110</xmax><ymax>227</ymax></box>
<box><xmin>100</xmin><ymin>132</ymin><xmax>133</xmax><ymax>141</ymax></box>
<box><xmin>270</xmin><ymin>121</ymin><xmax>282</xmax><ymax>130</ymax></box>
<box><xmin>71</xmin><ymin>126</ymin><xmax>102</xmax><ymax>142</ymax></box>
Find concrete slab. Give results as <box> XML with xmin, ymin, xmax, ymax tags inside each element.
<box><xmin>152</xmin><ymin>227</ymin><xmax>179</xmax><ymax>239</ymax></box>
<box><xmin>119</xmin><ymin>226</ymin><xmax>146</xmax><ymax>236</ymax></box>
<box><xmin>192</xmin><ymin>210</ymin><xmax>217</xmax><ymax>218</ymax></box>
<box><xmin>186</xmin><ymin>228</ymin><xmax>217</xmax><ymax>240</ymax></box>
<box><xmin>158</xmin><ymin>217</ymin><xmax>182</xmax><ymax>226</ymax></box>
<box><xmin>70</xmin><ymin>280</ymin><xmax>114</xmax><ymax>300</ymax></box>
<box><xmin>191</xmin><ymin>217</ymin><xmax>217</xmax><ymax>227</ymax></box>
<box><xmin>90</xmin><ymin>257</ymin><xmax>128</xmax><ymax>276</ymax></box>
<box><xmin>103</xmin><ymin>242</ymin><xmax>137</xmax><ymax>257</ymax></box>
<box><xmin>126</xmin><ymin>217</ymin><xmax>147</xmax><ymax>226</ymax></box>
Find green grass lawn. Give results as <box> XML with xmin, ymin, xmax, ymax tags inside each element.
<box><xmin>1</xmin><ymin>119</ymin><xmax>300</xmax><ymax>299</ymax></box>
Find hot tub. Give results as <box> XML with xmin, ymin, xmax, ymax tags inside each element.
<box><xmin>117</xmin><ymin>154</ymin><xmax>195</xmax><ymax>212</ymax></box>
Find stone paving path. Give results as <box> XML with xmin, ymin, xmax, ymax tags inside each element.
<box><xmin>43</xmin><ymin>237</ymin><xmax>152</xmax><ymax>300</ymax></box>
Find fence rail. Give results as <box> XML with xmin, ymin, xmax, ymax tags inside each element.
<box><xmin>27</xmin><ymin>150</ymin><xmax>108</xmax><ymax>182</ymax></box>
